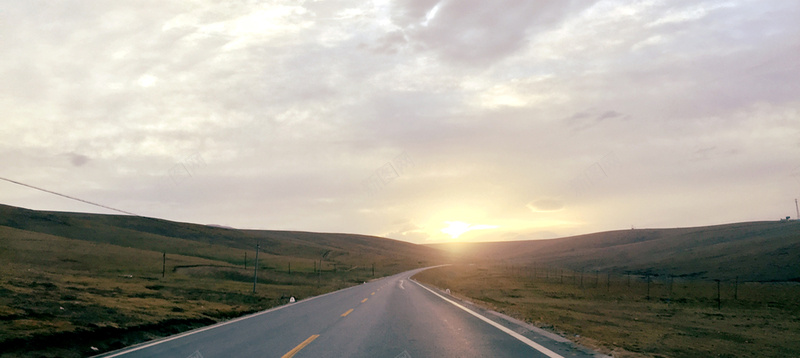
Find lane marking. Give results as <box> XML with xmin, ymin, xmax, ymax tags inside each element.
<box><xmin>399</xmin><ymin>280</ymin><xmax>405</xmax><ymax>290</ymax></box>
<box><xmin>361</xmin><ymin>298</ymin><xmax>368</xmax><ymax>303</ymax></box>
<box><xmin>341</xmin><ymin>308</ymin><xmax>354</xmax><ymax>317</ymax></box>
<box><xmin>95</xmin><ymin>278</ymin><xmax>369</xmax><ymax>358</ymax></box>
<box><xmin>371</xmin><ymin>292</ymin><xmax>375</xmax><ymax>295</ymax></box>
<box><xmin>411</xmin><ymin>279</ymin><xmax>564</xmax><ymax>358</ymax></box>
<box><xmin>281</xmin><ymin>334</ymin><xmax>319</xmax><ymax>358</ymax></box>
<box><xmin>96</xmin><ymin>269</ymin><xmax>438</xmax><ymax>358</ymax></box>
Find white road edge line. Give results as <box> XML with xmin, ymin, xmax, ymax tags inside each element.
<box><xmin>411</xmin><ymin>278</ymin><xmax>564</xmax><ymax>358</ymax></box>
<box><xmin>95</xmin><ymin>282</ymin><xmax>367</xmax><ymax>358</ymax></box>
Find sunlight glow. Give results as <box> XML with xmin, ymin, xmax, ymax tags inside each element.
<box><xmin>440</xmin><ymin>221</ymin><xmax>498</xmax><ymax>239</ymax></box>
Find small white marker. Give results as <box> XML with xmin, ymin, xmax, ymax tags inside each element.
<box><xmin>289</xmin><ymin>296</ymin><xmax>296</xmax><ymax>303</ymax></box>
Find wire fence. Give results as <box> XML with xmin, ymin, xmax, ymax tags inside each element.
<box><xmin>500</xmin><ymin>264</ymin><xmax>800</xmax><ymax>310</ymax></box>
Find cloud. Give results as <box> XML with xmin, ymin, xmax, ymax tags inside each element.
<box><xmin>383</xmin><ymin>220</ymin><xmax>431</xmax><ymax>243</ymax></box>
<box><xmin>565</xmin><ymin>109</ymin><xmax>629</xmax><ymax>132</ymax></box>
<box><xmin>527</xmin><ymin>199</ymin><xmax>564</xmax><ymax>213</ymax></box>
<box><xmin>392</xmin><ymin>0</ymin><xmax>596</xmax><ymax>65</ymax></box>
<box><xmin>68</xmin><ymin>153</ymin><xmax>90</xmax><ymax>167</ymax></box>
<box><xmin>1</xmin><ymin>0</ymin><xmax>800</xmax><ymax>244</ymax></box>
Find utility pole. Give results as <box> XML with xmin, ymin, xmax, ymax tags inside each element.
<box><xmin>162</xmin><ymin>252</ymin><xmax>166</xmax><ymax>278</ymax></box>
<box><xmin>252</xmin><ymin>242</ymin><xmax>259</xmax><ymax>294</ymax></box>
<box><xmin>372</xmin><ymin>263</ymin><xmax>375</xmax><ymax>277</ymax></box>
<box><xmin>795</xmin><ymin>199</ymin><xmax>799</xmax><ymax>220</ymax></box>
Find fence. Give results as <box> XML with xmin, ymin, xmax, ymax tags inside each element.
<box><xmin>500</xmin><ymin>264</ymin><xmax>800</xmax><ymax>310</ymax></box>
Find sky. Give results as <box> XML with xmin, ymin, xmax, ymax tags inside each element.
<box><xmin>2</xmin><ymin>0</ymin><xmax>799</xmax><ymax>244</ymax></box>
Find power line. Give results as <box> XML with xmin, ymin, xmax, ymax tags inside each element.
<box><xmin>0</xmin><ymin>176</ymin><xmax>139</xmax><ymax>216</ymax></box>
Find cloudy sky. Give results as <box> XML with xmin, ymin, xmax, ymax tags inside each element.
<box><xmin>2</xmin><ymin>0</ymin><xmax>799</xmax><ymax>243</ymax></box>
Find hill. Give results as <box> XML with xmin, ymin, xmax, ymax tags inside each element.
<box><xmin>430</xmin><ymin>221</ymin><xmax>800</xmax><ymax>281</ymax></box>
<box><xmin>0</xmin><ymin>203</ymin><xmax>446</xmax><ymax>357</ymax></box>
<box><xmin>0</xmin><ymin>203</ymin><xmax>443</xmax><ymax>269</ymax></box>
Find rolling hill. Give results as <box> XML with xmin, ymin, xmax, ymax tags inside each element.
<box><xmin>0</xmin><ymin>203</ymin><xmax>445</xmax><ymax>269</ymax></box>
<box><xmin>430</xmin><ymin>221</ymin><xmax>800</xmax><ymax>281</ymax></box>
<box><xmin>0</xmin><ymin>203</ymin><xmax>447</xmax><ymax>357</ymax></box>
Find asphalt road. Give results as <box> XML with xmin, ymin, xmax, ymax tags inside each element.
<box><xmin>95</xmin><ymin>267</ymin><xmax>606</xmax><ymax>358</ymax></box>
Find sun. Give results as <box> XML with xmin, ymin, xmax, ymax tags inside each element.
<box><xmin>440</xmin><ymin>221</ymin><xmax>498</xmax><ymax>239</ymax></box>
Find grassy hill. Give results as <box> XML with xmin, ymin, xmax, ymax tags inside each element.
<box><xmin>430</xmin><ymin>221</ymin><xmax>800</xmax><ymax>281</ymax></box>
<box><xmin>0</xmin><ymin>203</ymin><xmax>446</xmax><ymax>357</ymax></box>
<box><xmin>0</xmin><ymin>203</ymin><xmax>441</xmax><ymax>267</ymax></box>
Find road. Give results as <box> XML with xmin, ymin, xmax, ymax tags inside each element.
<box><xmin>95</xmin><ymin>267</ymin><xmax>606</xmax><ymax>358</ymax></box>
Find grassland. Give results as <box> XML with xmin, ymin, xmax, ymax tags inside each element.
<box><xmin>6</xmin><ymin>202</ymin><xmax>800</xmax><ymax>357</ymax></box>
<box><xmin>0</xmin><ymin>204</ymin><xmax>445</xmax><ymax>357</ymax></box>
<box><xmin>413</xmin><ymin>264</ymin><xmax>800</xmax><ymax>358</ymax></box>
<box><xmin>431</xmin><ymin>221</ymin><xmax>800</xmax><ymax>282</ymax></box>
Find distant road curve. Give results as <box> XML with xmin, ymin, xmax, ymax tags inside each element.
<box><xmin>95</xmin><ymin>267</ymin><xmax>607</xmax><ymax>358</ymax></box>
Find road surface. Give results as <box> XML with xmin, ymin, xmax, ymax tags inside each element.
<box><xmin>95</xmin><ymin>267</ymin><xmax>606</xmax><ymax>358</ymax></box>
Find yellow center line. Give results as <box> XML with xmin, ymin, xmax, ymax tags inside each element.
<box><xmin>341</xmin><ymin>308</ymin><xmax>354</xmax><ymax>317</ymax></box>
<box><xmin>361</xmin><ymin>298</ymin><xmax>368</xmax><ymax>303</ymax></box>
<box><xmin>371</xmin><ymin>292</ymin><xmax>375</xmax><ymax>295</ymax></box>
<box><xmin>281</xmin><ymin>334</ymin><xmax>320</xmax><ymax>358</ymax></box>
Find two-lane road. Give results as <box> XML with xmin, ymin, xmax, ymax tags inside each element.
<box><xmin>96</xmin><ymin>267</ymin><xmax>606</xmax><ymax>358</ymax></box>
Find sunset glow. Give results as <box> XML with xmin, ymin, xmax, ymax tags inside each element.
<box><xmin>440</xmin><ymin>221</ymin><xmax>499</xmax><ymax>239</ymax></box>
<box><xmin>1</xmin><ymin>1</ymin><xmax>798</xmax><ymax>244</ymax></box>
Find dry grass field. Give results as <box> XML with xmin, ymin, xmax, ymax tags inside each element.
<box><xmin>414</xmin><ymin>264</ymin><xmax>800</xmax><ymax>358</ymax></box>
<box><xmin>430</xmin><ymin>221</ymin><xmax>800</xmax><ymax>282</ymax></box>
<box><xmin>5</xmin><ymin>202</ymin><xmax>799</xmax><ymax>357</ymax></box>
<box><xmin>0</xmin><ymin>204</ymin><xmax>445</xmax><ymax>357</ymax></box>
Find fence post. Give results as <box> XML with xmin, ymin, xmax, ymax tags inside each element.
<box><xmin>668</xmin><ymin>275</ymin><xmax>673</xmax><ymax>307</ymax></box>
<box><xmin>646</xmin><ymin>274</ymin><xmax>651</xmax><ymax>301</ymax></box>
<box><xmin>715</xmin><ymin>279</ymin><xmax>721</xmax><ymax>310</ymax></box>
<box><xmin>252</xmin><ymin>243</ymin><xmax>259</xmax><ymax>294</ymax></box>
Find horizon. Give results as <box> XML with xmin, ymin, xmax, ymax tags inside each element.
<box><xmin>3</xmin><ymin>201</ymin><xmax>792</xmax><ymax>245</ymax></box>
<box><xmin>2</xmin><ymin>1</ymin><xmax>799</xmax><ymax>244</ymax></box>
